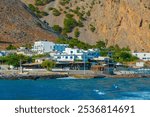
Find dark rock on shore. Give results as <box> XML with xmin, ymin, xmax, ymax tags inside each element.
<box><xmin>0</xmin><ymin>74</ymin><xmax>69</xmax><ymax>80</ymax></box>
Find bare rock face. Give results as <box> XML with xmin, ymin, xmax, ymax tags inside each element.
<box><xmin>1</xmin><ymin>0</ymin><xmax>150</xmax><ymax>51</ymax></box>
<box><xmin>22</xmin><ymin>0</ymin><xmax>150</xmax><ymax>51</ymax></box>
<box><xmin>94</xmin><ymin>0</ymin><xmax>150</xmax><ymax>52</ymax></box>
<box><xmin>0</xmin><ymin>0</ymin><xmax>57</xmax><ymax>49</ymax></box>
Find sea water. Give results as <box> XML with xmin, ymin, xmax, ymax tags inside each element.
<box><xmin>0</xmin><ymin>78</ymin><xmax>150</xmax><ymax>100</ymax></box>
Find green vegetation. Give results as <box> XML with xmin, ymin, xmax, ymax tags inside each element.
<box><xmin>28</xmin><ymin>4</ymin><xmax>48</xmax><ymax>18</ymax></box>
<box><xmin>110</xmin><ymin>46</ymin><xmax>138</xmax><ymax>63</ymax></box>
<box><xmin>60</xmin><ymin>0</ymin><xmax>71</xmax><ymax>6</ymax></box>
<box><xmin>74</xmin><ymin>28</ymin><xmax>80</xmax><ymax>38</ymax></box>
<box><xmin>28</xmin><ymin>4</ymin><xmax>38</xmax><ymax>12</ymax></box>
<box><xmin>71</xmin><ymin>7</ymin><xmax>85</xmax><ymax>21</ymax></box>
<box><xmin>63</xmin><ymin>17</ymin><xmax>78</xmax><ymax>33</ymax></box>
<box><xmin>57</xmin><ymin>38</ymin><xmax>137</xmax><ymax>62</ymax></box>
<box><xmin>32</xmin><ymin>54</ymin><xmax>49</xmax><ymax>60</ymax></box>
<box><xmin>41</xmin><ymin>60</ymin><xmax>56</xmax><ymax>70</ymax></box>
<box><xmin>35</xmin><ymin>0</ymin><xmax>54</xmax><ymax>6</ymax></box>
<box><xmin>86</xmin><ymin>10</ymin><xmax>91</xmax><ymax>16</ymax></box>
<box><xmin>52</xmin><ymin>8</ymin><xmax>61</xmax><ymax>16</ymax></box>
<box><xmin>23</xmin><ymin>44</ymin><xmax>32</xmax><ymax>49</ymax></box>
<box><xmin>52</xmin><ymin>25</ymin><xmax>62</xmax><ymax>33</ymax></box>
<box><xmin>94</xmin><ymin>41</ymin><xmax>108</xmax><ymax>56</ymax></box>
<box><xmin>57</xmin><ymin>38</ymin><xmax>92</xmax><ymax>50</ymax></box>
<box><xmin>77</xmin><ymin>20</ymin><xmax>84</xmax><ymax>27</ymax></box>
<box><xmin>94</xmin><ymin>41</ymin><xmax>138</xmax><ymax>62</ymax></box>
<box><xmin>6</xmin><ymin>44</ymin><xmax>17</xmax><ymax>50</ymax></box>
<box><xmin>0</xmin><ymin>54</ymin><xmax>31</xmax><ymax>68</ymax></box>
<box><xmin>66</xmin><ymin>13</ymin><xmax>74</xmax><ymax>18</ymax></box>
<box><xmin>89</xmin><ymin>24</ymin><xmax>96</xmax><ymax>32</ymax></box>
<box><xmin>95</xmin><ymin>41</ymin><xmax>106</xmax><ymax>49</ymax></box>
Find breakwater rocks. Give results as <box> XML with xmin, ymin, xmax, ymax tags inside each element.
<box><xmin>107</xmin><ymin>74</ymin><xmax>150</xmax><ymax>78</ymax></box>
<box><xmin>0</xmin><ymin>74</ymin><xmax>69</xmax><ymax>80</ymax></box>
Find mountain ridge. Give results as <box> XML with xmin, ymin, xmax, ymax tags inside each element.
<box><xmin>0</xmin><ymin>0</ymin><xmax>57</xmax><ymax>49</ymax></box>
<box><xmin>22</xmin><ymin>0</ymin><xmax>150</xmax><ymax>51</ymax></box>
<box><xmin>0</xmin><ymin>0</ymin><xmax>150</xmax><ymax>51</ymax></box>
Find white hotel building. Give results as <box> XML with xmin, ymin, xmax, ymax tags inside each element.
<box><xmin>32</xmin><ymin>41</ymin><xmax>69</xmax><ymax>54</ymax></box>
<box><xmin>53</xmin><ymin>48</ymin><xmax>83</xmax><ymax>62</ymax></box>
<box><xmin>32</xmin><ymin>41</ymin><xmax>100</xmax><ymax>62</ymax></box>
<box><xmin>132</xmin><ymin>52</ymin><xmax>150</xmax><ymax>61</ymax></box>
<box><xmin>53</xmin><ymin>48</ymin><xmax>100</xmax><ymax>62</ymax></box>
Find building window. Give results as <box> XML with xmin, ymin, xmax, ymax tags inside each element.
<box><xmin>70</xmin><ymin>56</ymin><xmax>73</xmax><ymax>59</ymax></box>
<box><xmin>66</xmin><ymin>56</ymin><xmax>68</xmax><ymax>59</ymax></box>
<box><xmin>71</xmin><ymin>51</ymin><xmax>73</xmax><ymax>54</ymax></box>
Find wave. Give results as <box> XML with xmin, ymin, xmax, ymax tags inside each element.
<box><xmin>56</xmin><ymin>77</ymin><xmax>77</xmax><ymax>80</ymax></box>
<box><xmin>120</xmin><ymin>91</ymin><xmax>150</xmax><ymax>100</ymax></box>
<box><xmin>93</xmin><ymin>89</ymin><xmax>106</xmax><ymax>95</ymax></box>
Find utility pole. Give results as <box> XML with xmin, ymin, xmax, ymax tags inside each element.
<box><xmin>20</xmin><ymin>59</ymin><xmax>23</xmax><ymax>73</ymax></box>
<box><xmin>84</xmin><ymin>53</ymin><xmax>85</xmax><ymax>75</ymax></box>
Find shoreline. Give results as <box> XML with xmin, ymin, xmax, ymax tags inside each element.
<box><xmin>0</xmin><ymin>72</ymin><xmax>69</xmax><ymax>80</ymax></box>
<box><xmin>0</xmin><ymin>69</ymin><xmax>150</xmax><ymax>80</ymax></box>
<box><xmin>0</xmin><ymin>73</ymin><xmax>150</xmax><ymax>80</ymax></box>
<box><xmin>106</xmin><ymin>74</ymin><xmax>150</xmax><ymax>78</ymax></box>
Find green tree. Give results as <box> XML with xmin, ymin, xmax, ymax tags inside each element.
<box><xmin>28</xmin><ymin>4</ymin><xmax>48</xmax><ymax>18</ymax></box>
<box><xmin>52</xmin><ymin>8</ymin><xmax>61</xmax><ymax>16</ymax></box>
<box><xmin>95</xmin><ymin>41</ymin><xmax>106</xmax><ymax>49</ymax></box>
<box><xmin>4</xmin><ymin>54</ymin><xmax>31</xmax><ymax>68</ymax></box>
<box><xmin>57</xmin><ymin>38</ymin><xmax>92</xmax><ymax>50</ymax></box>
<box><xmin>35</xmin><ymin>0</ymin><xmax>53</xmax><ymax>6</ymax></box>
<box><xmin>63</xmin><ymin>17</ymin><xmax>77</xmax><ymax>33</ymax></box>
<box><xmin>74</xmin><ymin>28</ymin><xmax>80</xmax><ymax>38</ymax></box>
<box><xmin>77</xmin><ymin>20</ymin><xmax>84</xmax><ymax>27</ymax></box>
<box><xmin>52</xmin><ymin>25</ymin><xmax>62</xmax><ymax>33</ymax></box>
<box><xmin>28</xmin><ymin>4</ymin><xmax>37</xmax><ymax>12</ymax></box>
<box><xmin>41</xmin><ymin>60</ymin><xmax>56</xmax><ymax>70</ymax></box>
<box><xmin>90</xmin><ymin>24</ymin><xmax>96</xmax><ymax>32</ymax></box>
<box><xmin>120</xmin><ymin>52</ymin><xmax>132</xmax><ymax>61</ymax></box>
<box><xmin>6</xmin><ymin>44</ymin><xmax>17</xmax><ymax>50</ymax></box>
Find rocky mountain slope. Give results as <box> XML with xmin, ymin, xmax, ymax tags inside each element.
<box><xmin>22</xmin><ymin>0</ymin><xmax>150</xmax><ymax>51</ymax></box>
<box><xmin>0</xmin><ymin>0</ymin><xmax>57</xmax><ymax>49</ymax></box>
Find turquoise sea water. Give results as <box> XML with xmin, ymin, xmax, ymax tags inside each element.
<box><xmin>0</xmin><ymin>78</ymin><xmax>150</xmax><ymax>100</ymax></box>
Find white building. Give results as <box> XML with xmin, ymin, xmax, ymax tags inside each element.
<box><xmin>54</xmin><ymin>44</ymin><xmax>69</xmax><ymax>52</ymax></box>
<box><xmin>53</xmin><ymin>48</ymin><xmax>83</xmax><ymax>62</ymax></box>
<box><xmin>0</xmin><ymin>51</ymin><xmax>7</xmax><ymax>57</ymax></box>
<box><xmin>64</xmin><ymin>48</ymin><xmax>83</xmax><ymax>60</ymax></box>
<box><xmin>84</xmin><ymin>49</ymin><xmax>100</xmax><ymax>60</ymax></box>
<box><xmin>53</xmin><ymin>48</ymin><xmax>100</xmax><ymax>62</ymax></box>
<box><xmin>32</xmin><ymin>41</ymin><xmax>69</xmax><ymax>54</ymax></box>
<box><xmin>0</xmin><ymin>53</ymin><xmax>3</xmax><ymax>57</ymax></box>
<box><xmin>32</xmin><ymin>41</ymin><xmax>55</xmax><ymax>54</ymax></box>
<box><xmin>35</xmin><ymin>57</ymin><xmax>52</xmax><ymax>63</ymax></box>
<box><xmin>132</xmin><ymin>52</ymin><xmax>150</xmax><ymax>61</ymax></box>
<box><xmin>136</xmin><ymin>62</ymin><xmax>144</xmax><ymax>68</ymax></box>
<box><xmin>54</xmin><ymin>53</ymin><xmax>76</xmax><ymax>62</ymax></box>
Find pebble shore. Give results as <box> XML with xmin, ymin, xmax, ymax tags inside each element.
<box><xmin>0</xmin><ymin>73</ymin><xmax>69</xmax><ymax>80</ymax></box>
<box><xmin>1</xmin><ymin>71</ymin><xmax>150</xmax><ymax>80</ymax></box>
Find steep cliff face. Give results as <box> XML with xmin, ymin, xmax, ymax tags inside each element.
<box><xmin>93</xmin><ymin>0</ymin><xmax>150</xmax><ymax>51</ymax></box>
<box><xmin>0</xmin><ymin>0</ymin><xmax>57</xmax><ymax>49</ymax></box>
<box><xmin>95</xmin><ymin>0</ymin><xmax>150</xmax><ymax>51</ymax></box>
<box><xmin>22</xmin><ymin>0</ymin><xmax>150</xmax><ymax>51</ymax></box>
<box><xmin>1</xmin><ymin>0</ymin><xmax>150</xmax><ymax>51</ymax></box>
